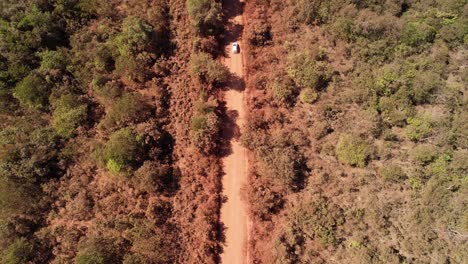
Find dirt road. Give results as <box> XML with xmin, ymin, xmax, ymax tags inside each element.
<box><xmin>220</xmin><ymin>0</ymin><xmax>249</xmax><ymax>263</ymax></box>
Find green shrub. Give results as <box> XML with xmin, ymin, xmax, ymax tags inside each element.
<box><xmin>248</xmin><ymin>20</ymin><xmax>272</xmax><ymax>46</ymax></box>
<box><xmin>286</xmin><ymin>197</ymin><xmax>344</xmax><ymax>249</ymax></box>
<box><xmin>379</xmin><ymin>164</ymin><xmax>406</xmax><ymax>182</ymax></box>
<box><xmin>402</xmin><ymin>21</ymin><xmax>436</xmax><ymax>46</ymax></box>
<box><xmin>94</xmin><ymin>45</ymin><xmax>114</xmax><ymax>72</ymax></box>
<box><xmin>115</xmin><ymin>54</ymin><xmax>148</xmax><ymax>83</ymax></box>
<box><xmin>378</xmin><ymin>90</ymin><xmax>415</xmax><ymax>126</ymax></box>
<box><xmin>293</xmin><ymin>0</ymin><xmax>332</xmax><ymax>25</ymax></box>
<box><xmin>270</xmin><ymin>79</ymin><xmax>296</xmax><ymax>104</ymax></box>
<box><xmin>112</xmin><ymin>17</ymin><xmax>154</xmax><ymax>82</ymax></box>
<box><xmin>115</xmin><ymin>16</ymin><xmax>153</xmax><ymax>57</ymax></box>
<box><xmin>191</xmin><ymin>112</ymin><xmax>219</xmax><ymax>154</ymax></box>
<box><xmin>409</xmin><ymin>144</ymin><xmax>438</xmax><ymax>165</ymax></box>
<box><xmin>189</xmin><ymin>52</ymin><xmax>229</xmax><ymax>84</ymax></box>
<box><xmin>429</xmin><ymin>154</ymin><xmax>451</xmax><ymax>177</ymax></box>
<box><xmin>451</xmin><ymin>149</ymin><xmax>468</xmax><ymax>174</ymax></box>
<box><xmin>13</xmin><ymin>72</ymin><xmax>50</xmax><ymax>109</ymax></box>
<box><xmin>37</xmin><ymin>49</ymin><xmax>68</xmax><ymax>72</ymax></box>
<box><xmin>76</xmin><ymin>237</ymin><xmax>120</xmax><ymax>264</ymax></box>
<box><xmin>449</xmin><ymin>109</ymin><xmax>468</xmax><ymax>149</ymax></box>
<box><xmin>411</xmin><ymin>71</ymin><xmax>441</xmax><ymax>104</ymax></box>
<box><xmin>286</xmin><ymin>52</ymin><xmax>331</xmax><ymax>89</ymax></box>
<box><xmin>92</xmin><ymin>77</ymin><xmax>122</xmax><ymax>100</ymax></box>
<box><xmin>52</xmin><ymin>94</ymin><xmax>87</xmax><ymax>138</ymax></box>
<box><xmin>336</xmin><ymin>134</ymin><xmax>370</xmax><ymax>167</ymax></box>
<box><xmin>1</xmin><ymin>238</ymin><xmax>35</xmax><ymax>264</ymax></box>
<box><xmin>100</xmin><ymin>93</ymin><xmax>148</xmax><ymax>130</ymax></box>
<box><xmin>256</xmin><ymin>146</ymin><xmax>305</xmax><ymax>190</ymax></box>
<box><xmin>299</xmin><ymin>88</ymin><xmax>318</xmax><ymax>104</ymax></box>
<box><xmin>186</xmin><ymin>0</ymin><xmax>222</xmax><ymax>35</ymax></box>
<box><xmin>405</xmin><ymin>117</ymin><xmax>432</xmax><ymax>141</ymax></box>
<box><xmin>99</xmin><ymin>128</ymin><xmax>143</xmax><ymax>175</ymax></box>
<box><xmin>133</xmin><ymin>161</ymin><xmax>172</xmax><ymax>194</ymax></box>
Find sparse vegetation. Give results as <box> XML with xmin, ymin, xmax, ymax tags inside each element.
<box><xmin>243</xmin><ymin>0</ymin><xmax>468</xmax><ymax>263</ymax></box>
<box><xmin>0</xmin><ymin>0</ymin><xmax>219</xmax><ymax>263</ymax></box>
<box><xmin>336</xmin><ymin>134</ymin><xmax>370</xmax><ymax>167</ymax></box>
<box><xmin>1</xmin><ymin>0</ymin><xmax>466</xmax><ymax>263</ymax></box>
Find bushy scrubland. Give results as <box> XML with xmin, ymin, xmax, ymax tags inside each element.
<box><xmin>243</xmin><ymin>0</ymin><xmax>467</xmax><ymax>263</ymax></box>
<box><xmin>0</xmin><ymin>0</ymin><xmax>225</xmax><ymax>263</ymax></box>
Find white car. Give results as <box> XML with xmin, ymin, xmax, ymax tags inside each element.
<box><xmin>232</xmin><ymin>42</ymin><xmax>240</xmax><ymax>54</ymax></box>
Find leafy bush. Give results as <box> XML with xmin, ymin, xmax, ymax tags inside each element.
<box><xmin>269</xmin><ymin>78</ymin><xmax>296</xmax><ymax>104</ymax></box>
<box><xmin>191</xmin><ymin>112</ymin><xmax>220</xmax><ymax>154</ymax></box>
<box><xmin>378</xmin><ymin>90</ymin><xmax>414</xmax><ymax>126</ymax></box>
<box><xmin>409</xmin><ymin>144</ymin><xmax>438</xmax><ymax>165</ymax></box>
<box><xmin>100</xmin><ymin>93</ymin><xmax>148</xmax><ymax>130</ymax></box>
<box><xmin>1</xmin><ymin>238</ymin><xmax>35</xmax><ymax>264</ymax></box>
<box><xmin>113</xmin><ymin>17</ymin><xmax>154</xmax><ymax>82</ymax></box>
<box><xmin>186</xmin><ymin>0</ymin><xmax>222</xmax><ymax>35</ymax></box>
<box><xmin>0</xmin><ymin>126</ymin><xmax>60</xmax><ymax>186</ymax></box>
<box><xmin>51</xmin><ymin>94</ymin><xmax>87</xmax><ymax>138</ymax></box>
<box><xmin>13</xmin><ymin>72</ymin><xmax>50</xmax><ymax>109</ymax></box>
<box><xmin>133</xmin><ymin>161</ymin><xmax>173</xmax><ymax>194</ymax></box>
<box><xmin>37</xmin><ymin>49</ymin><xmax>68</xmax><ymax>72</ymax></box>
<box><xmin>429</xmin><ymin>154</ymin><xmax>451</xmax><ymax>177</ymax></box>
<box><xmin>449</xmin><ymin>109</ymin><xmax>468</xmax><ymax>149</ymax></box>
<box><xmin>336</xmin><ymin>134</ymin><xmax>370</xmax><ymax>167</ymax></box>
<box><xmin>411</xmin><ymin>71</ymin><xmax>441</xmax><ymax>104</ymax></box>
<box><xmin>256</xmin><ymin>146</ymin><xmax>305</xmax><ymax>190</ymax></box>
<box><xmin>451</xmin><ymin>149</ymin><xmax>468</xmax><ymax>174</ymax></box>
<box><xmin>115</xmin><ymin>16</ymin><xmax>154</xmax><ymax>57</ymax></box>
<box><xmin>293</xmin><ymin>0</ymin><xmax>332</xmax><ymax>25</ymax></box>
<box><xmin>299</xmin><ymin>88</ymin><xmax>318</xmax><ymax>104</ymax></box>
<box><xmin>99</xmin><ymin>128</ymin><xmax>143</xmax><ymax>175</ymax></box>
<box><xmin>405</xmin><ymin>117</ymin><xmax>432</xmax><ymax>141</ymax></box>
<box><xmin>286</xmin><ymin>52</ymin><xmax>331</xmax><ymax>90</ymax></box>
<box><xmin>279</xmin><ymin>196</ymin><xmax>344</xmax><ymax>261</ymax></box>
<box><xmin>94</xmin><ymin>45</ymin><xmax>114</xmax><ymax>72</ymax></box>
<box><xmin>189</xmin><ymin>52</ymin><xmax>229</xmax><ymax>84</ymax></box>
<box><xmin>379</xmin><ymin>164</ymin><xmax>406</xmax><ymax>182</ymax></box>
<box><xmin>401</xmin><ymin>21</ymin><xmax>436</xmax><ymax>47</ymax></box>
<box><xmin>76</xmin><ymin>237</ymin><xmax>120</xmax><ymax>264</ymax></box>
<box><xmin>92</xmin><ymin>77</ymin><xmax>122</xmax><ymax>101</ymax></box>
<box><xmin>248</xmin><ymin>20</ymin><xmax>272</xmax><ymax>46</ymax></box>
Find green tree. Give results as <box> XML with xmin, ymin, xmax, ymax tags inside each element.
<box><xmin>189</xmin><ymin>52</ymin><xmax>229</xmax><ymax>84</ymax></box>
<box><xmin>76</xmin><ymin>237</ymin><xmax>120</xmax><ymax>264</ymax></box>
<box><xmin>186</xmin><ymin>0</ymin><xmax>222</xmax><ymax>35</ymax></box>
<box><xmin>12</xmin><ymin>72</ymin><xmax>50</xmax><ymax>109</ymax></box>
<box><xmin>191</xmin><ymin>112</ymin><xmax>220</xmax><ymax>154</ymax></box>
<box><xmin>115</xmin><ymin>16</ymin><xmax>154</xmax><ymax>56</ymax></box>
<box><xmin>51</xmin><ymin>94</ymin><xmax>87</xmax><ymax>138</ymax></box>
<box><xmin>336</xmin><ymin>134</ymin><xmax>370</xmax><ymax>167</ymax></box>
<box><xmin>286</xmin><ymin>52</ymin><xmax>331</xmax><ymax>89</ymax></box>
<box><xmin>299</xmin><ymin>88</ymin><xmax>318</xmax><ymax>104</ymax></box>
<box><xmin>1</xmin><ymin>238</ymin><xmax>35</xmax><ymax>264</ymax></box>
<box><xmin>401</xmin><ymin>21</ymin><xmax>436</xmax><ymax>47</ymax></box>
<box><xmin>405</xmin><ymin>117</ymin><xmax>432</xmax><ymax>141</ymax></box>
<box><xmin>99</xmin><ymin>128</ymin><xmax>143</xmax><ymax>175</ymax></box>
<box><xmin>379</xmin><ymin>164</ymin><xmax>406</xmax><ymax>182</ymax></box>
<box><xmin>100</xmin><ymin>93</ymin><xmax>148</xmax><ymax>130</ymax></box>
<box><xmin>37</xmin><ymin>49</ymin><xmax>68</xmax><ymax>72</ymax></box>
<box><xmin>113</xmin><ymin>17</ymin><xmax>154</xmax><ymax>82</ymax></box>
<box><xmin>293</xmin><ymin>0</ymin><xmax>332</xmax><ymax>25</ymax></box>
<box><xmin>269</xmin><ymin>78</ymin><xmax>296</xmax><ymax>105</ymax></box>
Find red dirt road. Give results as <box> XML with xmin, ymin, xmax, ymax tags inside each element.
<box><xmin>220</xmin><ymin>0</ymin><xmax>249</xmax><ymax>263</ymax></box>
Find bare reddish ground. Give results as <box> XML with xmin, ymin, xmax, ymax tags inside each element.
<box><xmin>220</xmin><ymin>0</ymin><xmax>250</xmax><ymax>263</ymax></box>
